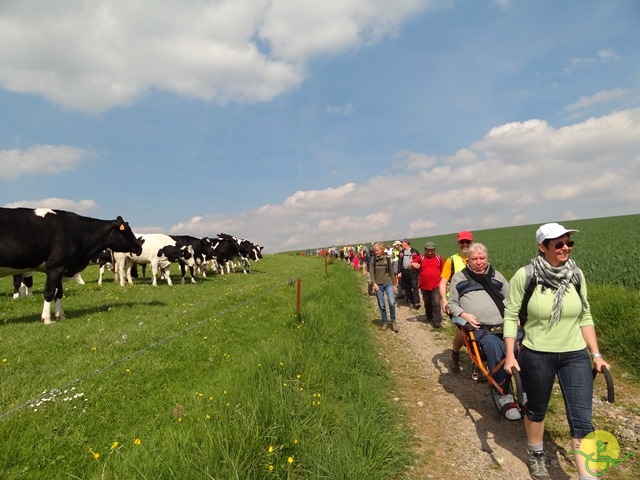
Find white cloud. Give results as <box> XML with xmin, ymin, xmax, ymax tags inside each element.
<box><xmin>0</xmin><ymin>145</ymin><xmax>94</xmax><ymax>179</ymax></box>
<box><xmin>16</xmin><ymin>108</ymin><xmax>639</xmax><ymax>252</ymax></box>
<box><xmin>562</xmin><ymin>48</ymin><xmax>622</xmax><ymax>75</ymax></box>
<box><xmin>0</xmin><ymin>0</ymin><xmax>431</xmax><ymax>113</ymax></box>
<box><xmin>565</xmin><ymin>88</ymin><xmax>628</xmax><ymax>113</ymax></box>
<box><xmin>3</xmin><ymin>198</ymin><xmax>98</xmax><ymax>214</ymax></box>
<box><xmin>393</xmin><ymin>151</ymin><xmax>438</xmax><ymax>171</ymax></box>
<box><xmin>492</xmin><ymin>0</ymin><xmax>513</xmax><ymax>9</ymax></box>
<box><xmin>325</xmin><ymin>103</ymin><xmax>354</xmax><ymax>116</ymax></box>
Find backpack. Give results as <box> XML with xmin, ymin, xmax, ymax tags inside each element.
<box><xmin>418</xmin><ymin>254</ymin><xmax>444</xmax><ymax>270</ymax></box>
<box><xmin>518</xmin><ymin>264</ymin><xmax>582</xmax><ymax>325</ymax></box>
<box><xmin>371</xmin><ymin>255</ymin><xmax>392</xmax><ymax>278</ymax></box>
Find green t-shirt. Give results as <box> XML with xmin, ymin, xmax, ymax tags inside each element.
<box><xmin>503</xmin><ymin>266</ymin><xmax>594</xmax><ymax>352</ymax></box>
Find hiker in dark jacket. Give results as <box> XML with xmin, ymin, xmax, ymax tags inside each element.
<box><xmin>368</xmin><ymin>242</ymin><xmax>399</xmax><ymax>332</ymax></box>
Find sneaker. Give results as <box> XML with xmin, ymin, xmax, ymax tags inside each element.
<box><xmin>527</xmin><ymin>450</ymin><xmax>550</xmax><ymax>480</ymax></box>
<box><xmin>449</xmin><ymin>350</ymin><xmax>460</xmax><ymax>373</ymax></box>
<box><xmin>390</xmin><ymin>322</ymin><xmax>399</xmax><ymax>333</ymax></box>
<box><xmin>381</xmin><ymin>323</ymin><xmax>389</xmax><ymax>331</ymax></box>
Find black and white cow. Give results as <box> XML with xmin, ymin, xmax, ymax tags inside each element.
<box><xmin>0</xmin><ymin>208</ymin><xmax>143</xmax><ymax>324</ymax></box>
<box><xmin>207</xmin><ymin>234</ymin><xmax>240</xmax><ymax>275</ymax></box>
<box><xmin>11</xmin><ymin>271</ymin><xmax>86</xmax><ymax>298</ymax></box>
<box><xmin>114</xmin><ymin>233</ymin><xmax>196</xmax><ymax>286</ymax></box>
<box><xmin>92</xmin><ymin>249</ymin><xmax>117</xmax><ymax>285</ymax></box>
<box><xmin>217</xmin><ymin>233</ymin><xmax>263</xmax><ymax>274</ymax></box>
<box><xmin>170</xmin><ymin>235</ymin><xmax>216</xmax><ymax>284</ymax></box>
<box><xmin>12</xmin><ymin>273</ymin><xmax>33</xmax><ymax>298</ymax></box>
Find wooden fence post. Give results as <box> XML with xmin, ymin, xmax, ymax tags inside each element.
<box><xmin>296</xmin><ymin>278</ymin><xmax>302</xmax><ymax>317</ymax></box>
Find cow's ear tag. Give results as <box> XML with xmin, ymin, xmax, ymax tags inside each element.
<box><xmin>119</xmin><ymin>224</ymin><xmax>125</xmax><ymax>231</ymax></box>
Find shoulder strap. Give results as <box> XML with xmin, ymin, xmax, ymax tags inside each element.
<box><xmin>519</xmin><ymin>265</ymin><xmax>583</xmax><ymax>325</ymax></box>
<box><xmin>450</xmin><ymin>255</ymin><xmax>456</xmax><ymax>279</ymax></box>
<box><xmin>518</xmin><ymin>264</ymin><xmax>536</xmax><ymax>325</ymax></box>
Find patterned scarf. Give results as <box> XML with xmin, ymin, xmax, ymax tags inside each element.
<box><xmin>531</xmin><ymin>253</ymin><xmax>587</xmax><ymax>331</ymax></box>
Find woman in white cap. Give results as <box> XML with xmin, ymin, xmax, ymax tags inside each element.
<box><xmin>503</xmin><ymin>223</ymin><xmax>610</xmax><ymax>480</ymax></box>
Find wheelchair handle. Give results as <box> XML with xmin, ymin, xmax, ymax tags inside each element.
<box><xmin>508</xmin><ymin>367</ymin><xmax>525</xmax><ymax>408</ymax></box>
<box><xmin>592</xmin><ymin>365</ymin><xmax>614</xmax><ymax>404</ymax></box>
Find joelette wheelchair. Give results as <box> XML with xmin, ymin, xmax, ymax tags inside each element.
<box><xmin>458</xmin><ymin>323</ymin><xmax>525</xmax><ymax>420</ymax></box>
<box><xmin>458</xmin><ymin>324</ymin><xmax>615</xmax><ymax>420</ymax></box>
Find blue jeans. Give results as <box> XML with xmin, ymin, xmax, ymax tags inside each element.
<box><xmin>450</xmin><ymin>317</ymin><xmax>517</xmax><ymax>388</ymax></box>
<box><xmin>519</xmin><ymin>347</ymin><xmax>594</xmax><ymax>438</ymax></box>
<box><xmin>375</xmin><ymin>282</ymin><xmax>396</xmax><ymax>323</ymax></box>
<box><xmin>474</xmin><ymin>329</ymin><xmax>517</xmax><ymax>389</ymax></box>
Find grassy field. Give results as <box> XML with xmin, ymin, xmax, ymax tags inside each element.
<box><xmin>0</xmin><ymin>258</ymin><xmax>412</xmax><ymax>479</ymax></box>
<box><xmin>1</xmin><ymin>215</ymin><xmax>638</xmax><ymax>479</ymax></box>
<box><xmin>376</xmin><ymin>213</ymin><xmax>640</xmax><ymax>289</ymax></box>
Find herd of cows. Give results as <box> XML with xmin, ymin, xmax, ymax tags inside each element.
<box><xmin>0</xmin><ymin>207</ymin><xmax>263</xmax><ymax>324</ymax></box>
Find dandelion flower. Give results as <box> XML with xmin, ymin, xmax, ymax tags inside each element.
<box><xmin>134</xmin><ymin>438</ymin><xmax>141</xmax><ymax>446</ymax></box>
<box><xmin>111</xmin><ymin>442</ymin><xmax>119</xmax><ymax>450</ymax></box>
<box><xmin>2</xmin><ymin>358</ymin><xmax>7</xmax><ymax>363</ymax></box>
<box><xmin>288</xmin><ymin>456</ymin><xmax>294</xmax><ymax>464</ymax></box>
<box><xmin>93</xmin><ymin>452</ymin><xmax>100</xmax><ymax>460</ymax></box>
<box><xmin>268</xmin><ymin>464</ymin><xmax>274</xmax><ymax>471</ymax></box>
<box><xmin>268</xmin><ymin>445</ymin><xmax>274</xmax><ymax>453</ymax></box>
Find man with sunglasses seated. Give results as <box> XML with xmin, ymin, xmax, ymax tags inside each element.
<box><xmin>447</xmin><ymin>242</ymin><xmax>521</xmax><ymax>420</ymax></box>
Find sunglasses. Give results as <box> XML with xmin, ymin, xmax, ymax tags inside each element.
<box><xmin>459</xmin><ymin>240</ymin><xmax>471</xmax><ymax>245</ymax></box>
<box><xmin>552</xmin><ymin>240</ymin><xmax>575</xmax><ymax>249</ymax></box>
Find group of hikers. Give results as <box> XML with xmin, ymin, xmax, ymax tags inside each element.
<box><xmin>335</xmin><ymin>224</ymin><xmax>610</xmax><ymax>480</ymax></box>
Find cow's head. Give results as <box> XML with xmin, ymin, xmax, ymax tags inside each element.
<box><xmin>110</xmin><ymin>217</ymin><xmax>144</xmax><ymax>255</ymax></box>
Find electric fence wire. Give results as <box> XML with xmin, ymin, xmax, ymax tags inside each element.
<box><xmin>0</xmin><ymin>267</ymin><xmax>314</xmax><ymax>421</ymax></box>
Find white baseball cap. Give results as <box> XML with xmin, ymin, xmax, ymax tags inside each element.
<box><xmin>535</xmin><ymin>223</ymin><xmax>579</xmax><ymax>244</ymax></box>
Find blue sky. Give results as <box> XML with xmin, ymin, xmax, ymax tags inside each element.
<box><xmin>1</xmin><ymin>0</ymin><xmax>639</xmax><ymax>252</ymax></box>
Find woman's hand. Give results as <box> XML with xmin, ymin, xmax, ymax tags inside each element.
<box><xmin>593</xmin><ymin>356</ymin><xmax>611</xmax><ymax>373</ymax></box>
<box><xmin>504</xmin><ymin>356</ymin><xmax>520</xmax><ymax>374</ymax></box>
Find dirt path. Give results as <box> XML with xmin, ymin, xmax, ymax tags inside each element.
<box><xmin>367</xmin><ymin>293</ymin><xmax>640</xmax><ymax>479</ymax></box>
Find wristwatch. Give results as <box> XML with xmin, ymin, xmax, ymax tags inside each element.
<box><xmin>591</xmin><ymin>353</ymin><xmax>603</xmax><ymax>359</ymax></box>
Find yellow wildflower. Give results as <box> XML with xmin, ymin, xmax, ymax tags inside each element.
<box><xmin>288</xmin><ymin>456</ymin><xmax>294</xmax><ymax>464</ymax></box>
<box><xmin>111</xmin><ymin>442</ymin><xmax>118</xmax><ymax>450</ymax></box>
<box><xmin>93</xmin><ymin>452</ymin><xmax>100</xmax><ymax>460</ymax></box>
<box><xmin>134</xmin><ymin>438</ymin><xmax>141</xmax><ymax>446</ymax></box>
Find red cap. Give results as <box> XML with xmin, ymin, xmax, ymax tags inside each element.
<box><xmin>457</xmin><ymin>231</ymin><xmax>473</xmax><ymax>242</ymax></box>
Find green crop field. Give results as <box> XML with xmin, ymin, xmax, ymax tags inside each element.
<box><xmin>0</xmin><ymin>214</ymin><xmax>638</xmax><ymax>479</ymax></box>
